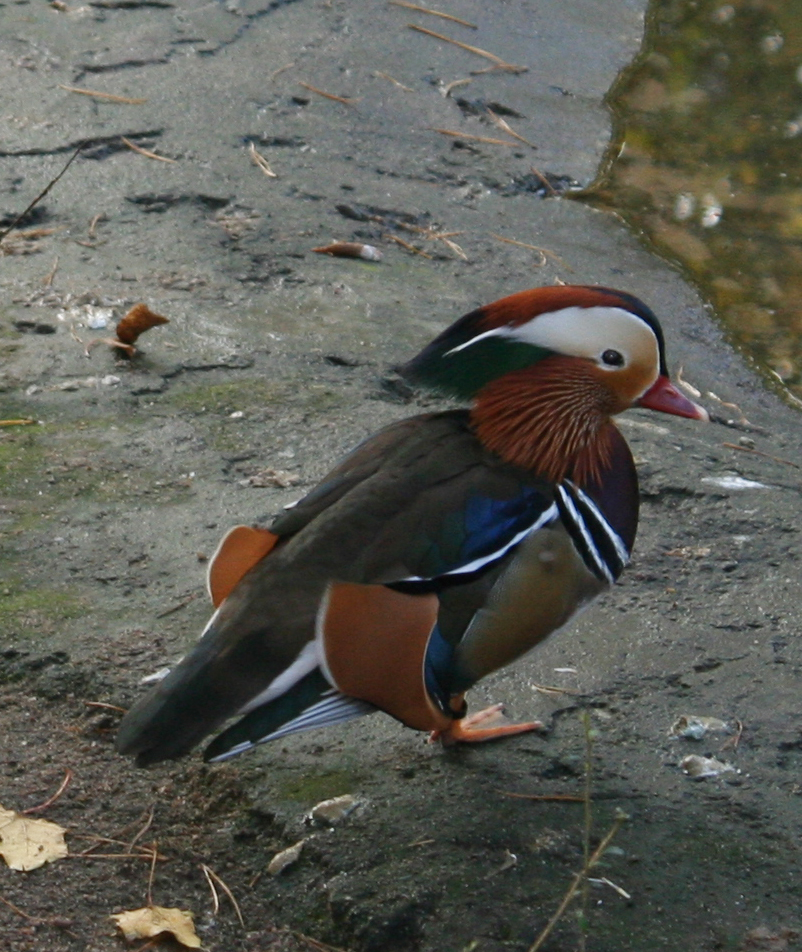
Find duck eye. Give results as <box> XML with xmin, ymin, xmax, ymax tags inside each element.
<box><xmin>601</xmin><ymin>349</ymin><xmax>624</xmax><ymax>367</ymax></box>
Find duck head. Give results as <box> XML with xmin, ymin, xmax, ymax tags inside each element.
<box><xmin>402</xmin><ymin>285</ymin><xmax>708</xmax><ymax>485</ymax></box>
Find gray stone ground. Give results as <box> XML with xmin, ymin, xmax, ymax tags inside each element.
<box><xmin>1</xmin><ymin>2</ymin><xmax>801</xmax><ymax>951</ymax></box>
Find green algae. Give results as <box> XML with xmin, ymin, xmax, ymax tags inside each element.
<box><xmin>275</xmin><ymin>768</ymin><xmax>362</xmax><ymax>804</ymax></box>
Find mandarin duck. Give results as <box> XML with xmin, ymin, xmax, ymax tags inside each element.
<box><xmin>116</xmin><ymin>285</ymin><xmax>707</xmax><ymax>766</ymax></box>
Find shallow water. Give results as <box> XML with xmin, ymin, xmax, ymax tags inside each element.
<box><xmin>590</xmin><ymin>0</ymin><xmax>802</xmax><ymax>406</ymax></box>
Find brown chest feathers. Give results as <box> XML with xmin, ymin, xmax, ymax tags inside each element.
<box><xmin>470</xmin><ymin>357</ymin><xmax>622</xmax><ymax>486</ymax></box>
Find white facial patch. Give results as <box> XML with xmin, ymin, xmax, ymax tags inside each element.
<box><xmin>446</xmin><ymin>306</ymin><xmax>660</xmax><ymax>377</ymax></box>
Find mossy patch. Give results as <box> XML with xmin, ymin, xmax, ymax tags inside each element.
<box><xmin>163</xmin><ymin>378</ymin><xmax>346</xmax><ymax>416</ymax></box>
<box><xmin>0</xmin><ymin>586</ymin><xmax>89</xmax><ymax>636</ymax></box>
<box><xmin>275</xmin><ymin>768</ymin><xmax>362</xmax><ymax>804</ymax></box>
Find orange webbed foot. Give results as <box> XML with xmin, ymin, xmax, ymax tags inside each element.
<box><xmin>429</xmin><ymin>703</ymin><xmax>543</xmax><ymax>746</ymax></box>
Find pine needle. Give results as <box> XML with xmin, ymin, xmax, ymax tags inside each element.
<box><xmin>0</xmin><ymin>145</ymin><xmax>83</xmax><ymax>243</ymax></box>
<box><xmin>58</xmin><ymin>84</ymin><xmax>147</xmax><ymax>104</ymax></box>
<box><xmin>486</xmin><ymin>107</ymin><xmax>536</xmax><ymax>148</ymax></box>
<box><xmin>384</xmin><ymin>234</ymin><xmax>433</xmax><ymax>257</ymax></box>
<box><xmin>248</xmin><ymin>141</ymin><xmax>277</xmax><ymax>177</ymax></box>
<box><xmin>430</xmin><ymin>127</ymin><xmax>519</xmax><ymax>146</ymax></box>
<box><xmin>390</xmin><ymin>0</ymin><xmax>477</xmax><ymax>28</ymax></box>
<box><xmin>200</xmin><ymin>864</ymin><xmax>245</xmax><ymax>928</ymax></box>
<box><xmin>298</xmin><ymin>82</ymin><xmax>359</xmax><ymax>106</ymax></box>
<box><xmin>121</xmin><ymin>137</ymin><xmax>176</xmax><ymax>163</ymax></box>
<box><xmin>373</xmin><ymin>71</ymin><xmax>415</xmax><ymax>92</ymax></box>
<box><xmin>407</xmin><ymin>24</ymin><xmax>527</xmax><ymax>73</ymax></box>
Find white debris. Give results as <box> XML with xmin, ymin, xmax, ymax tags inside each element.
<box><xmin>57</xmin><ymin>304</ymin><xmax>114</xmax><ymax>329</ymax></box>
<box><xmin>267</xmin><ymin>839</ymin><xmax>305</xmax><ymax>876</ymax></box>
<box><xmin>307</xmin><ymin>795</ymin><xmax>359</xmax><ymax>826</ymax></box>
<box><xmin>680</xmin><ymin>755</ymin><xmax>737</xmax><ymax>779</ymax></box>
<box><xmin>670</xmin><ymin>715</ymin><xmax>732</xmax><ymax>741</ymax></box>
<box><xmin>701</xmin><ymin>476</ymin><xmax>769</xmax><ymax>490</ymax></box>
<box><xmin>140</xmin><ymin>667</ymin><xmax>171</xmax><ymax>685</ymax></box>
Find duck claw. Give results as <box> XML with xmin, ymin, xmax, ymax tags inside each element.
<box><xmin>429</xmin><ymin>703</ymin><xmax>543</xmax><ymax>746</ymax></box>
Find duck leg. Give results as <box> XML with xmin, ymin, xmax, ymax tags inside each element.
<box><xmin>429</xmin><ymin>703</ymin><xmax>543</xmax><ymax>745</ymax></box>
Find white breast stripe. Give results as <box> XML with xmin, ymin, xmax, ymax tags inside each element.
<box><xmin>398</xmin><ymin>502</ymin><xmax>559</xmax><ymax>583</ymax></box>
<box><xmin>565</xmin><ymin>480</ymin><xmax>630</xmax><ymax>568</ymax></box>
<box><xmin>556</xmin><ymin>485</ymin><xmax>615</xmax><ymax>584</ymax></box>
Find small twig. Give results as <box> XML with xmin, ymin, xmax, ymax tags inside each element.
<box><xmin>130</xmin><ymin>940</ymin><xmax>160</xmax><ymax>952</ymax></box>
<box><xmin>67</xmin><ymin>851</ymin><xmax>168</xmax><ymax>861</ymax></box>
<box><xmin>146</xmin><ymin>843</ymin><xmax>158</xmax><ymax>907</ymax></box>
<box><xmin>384</xmin><ymin>234</ymin><xmax>433</xmax><ymax>257</ymax></box>
<box><xmin>389</xmin><ymin>0</ymin><xmax>477</xmax><ymax>28</ymax></box>
<box><xmin>722</xmin><ymin>442</ymin><xmax>800</xmax><ymax>469</ymax></box>
<box><xmin>528</xmin><ymin>164</ymin><xmax>558</xmax><ymax>196</ymax></box>
<box><xmin>531</xmin><ymin>681</ymin><xmax>580</xmax><ymax>696</ymax></box>
<box><xmin>82</xmin><ymin>700</ymin><xmax>127</xmax><ymax>714</ymax></box>
<box><xmin>292</xmin><ymin>932</ymin><xmax>351</xmax><ymax>952</ymax></box>
<box><xmin>270</xmin><ymin>62</ymin><xmax>295</xmax><ymax>80</ymax></box>
<box><xmin>155</xmin><ymin>593</ymin><xmax>198</xmax><ymax>618</ymax></box>
<box><xmin>128</xmin><ymin>805</ymin><xmax>156</xmax><ymax>854</ymax></box>
<box><xmin>0</xmin><ymin>893</ymin><xmax>76</xmax><ymax>935</ymax></box>
<box><xmin>22</xmin><ymin>769</ymin><xmax>73</xmax><ymax>814</ymax></box>
<box><xmin>248</xmin><ymin>141</ymin><xmax>277</xmax><ymax>178</ymax></box>
<box><xmin>71</xmin><ymin>833</ymin><xmax>166</xmax><ymax>861</ymax></box>
<box><xmin>490</xmin><ymin>232</ymin><xmax>570</xmax><ymax>270</ymax></box>
<box><xmin>43</xmin><ymin>255</ymin><xmax>59</xmax><ymax>287</ymax></box>
<box><xmin>88</xmin><ymin>213</ymin><xmax>105</xmax><ymax>238</ymax></box>
<box><xmin>121</xmin><ymin>136</ymin><xmax>176</xmax><ymax>163</ymax></box>
<box><xmin>497</xmin><ymin>790</ymin><xmax>585</xmax><ymax>802</ymax></box>
<box><xmin>706</xmin><ymin>391</ymin><xmax>751</xmax><ymax>425</ymax></box>
<box><xmin>298</xmin><ymin>82</ymin><xmax>359</xmax><ymax>106</ymax></box>
<box><xmin>373</xmin><ymin>71</ymin><xmax>414</xmax><ymax>92</ymax></box>
<box><xmin>58</xmin><ymin>84</ymin><xmax>147</xmax><ymax>104</ymax></box>
<box><xmin>202</xmin><ymin>865</ymin><xmax>220</xmax><ymax>916</ymax></box>
<box><xmin>0</xmin><ymin>418</ymin><xmax>36</xmax><ymax>427</ymax></box>
<box><xmin>676</xmin><ymin>365</ymin><xmax>702</xmax><ymax>398</ymax></box>
<box><xmin>430</xmin><ymin>127</ymin><xmax>519</xmax><ymax>146</ymax></box>
<box><xmin>527</xmin><ymin>811</ymin><xmax>628</xmax><ymax>952</ymax></box>
<box><xmin>407</xmin><ymin>23</ymin><xmax>526</xmax><ymax>72</ymax></box>
<box><xmin>587</xmin><ymin>876</ymin><xmax>631</xmax><ymax>900</ymax></box>
<box><xmin>720</xmin><ymin>718</ymin><xmax>744</xmax><ymax>752</ymax></box>
<box><xmin>441</xmin><ymin>77</ymin><xmax>471</xmax><ymax>97</ymax></box>
<box><xmin>406</xmin><ymin>837</ymin><xmax>435</xmax><ymax>847</ymax></box>
<box><xmin>200</xmin><ymin>864</ymin><xmax>245</xmax><ymax>928</ymax></box>
<box><xmin>487</xmin><ymin>107</ymin><xmax>536</xmax><ymax>148</ymax></box>
<box><xmin>0</xmin><ymin>145</ymin><xmax>83</xmax><ymax>243</ymax></box>
<box><xmin>0</xmin><ymin>894</ymin><xmax>40</xmax><ymax>922</ymax></box>
<box><xmin>437</xmin><ymin>236</ymin><xmax>468</xmax><ymax>259</ymax></box>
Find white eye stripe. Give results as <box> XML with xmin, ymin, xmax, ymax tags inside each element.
<box><xmin>443</xmin><ymin>306</ymin><xmax>659</xmax><ymax>372</ymax></box>
<box><xmin>443</xmin><ymin>327</ymin><xmax>512</xmax><ymax>356</ymax></box>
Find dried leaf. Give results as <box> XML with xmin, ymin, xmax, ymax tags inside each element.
<box><xmin>267</xmin><ymin>839</ymin><xmax>305</xmax><ymax>876</ymax></box>
<box><xmin>111</xmin><ymin>905</ymin><xmax>201</xmax><ymax>948</ymax></box>
<box><xmin>115</xmin><ymin>303</ymin><xmax>169</xmax><ymax>346</ymax></box>
<box><xmin>312</xmin><ymin>242</ymin><xmax>382</xmax><ymax>261</ymax></box>
<box><xmin>0</xmin><ymin>805</ymin><xmax>68</xmax><ymax>871</ymax></box>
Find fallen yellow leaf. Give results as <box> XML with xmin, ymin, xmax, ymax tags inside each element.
<box><xmin>0</xmin><ymin>805</ymin><xmax>68</xmax><ymax>871</ymax></box>
<box><xmin>111</xmin><ymin>905</ymin><xmax>202</xmax><ymax>948</ymax></box>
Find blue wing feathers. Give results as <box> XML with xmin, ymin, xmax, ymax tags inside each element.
<box><xmin>409</xmin><ymin>484</ymin><xmax>554</xmax><ymax>581</ymax></box>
